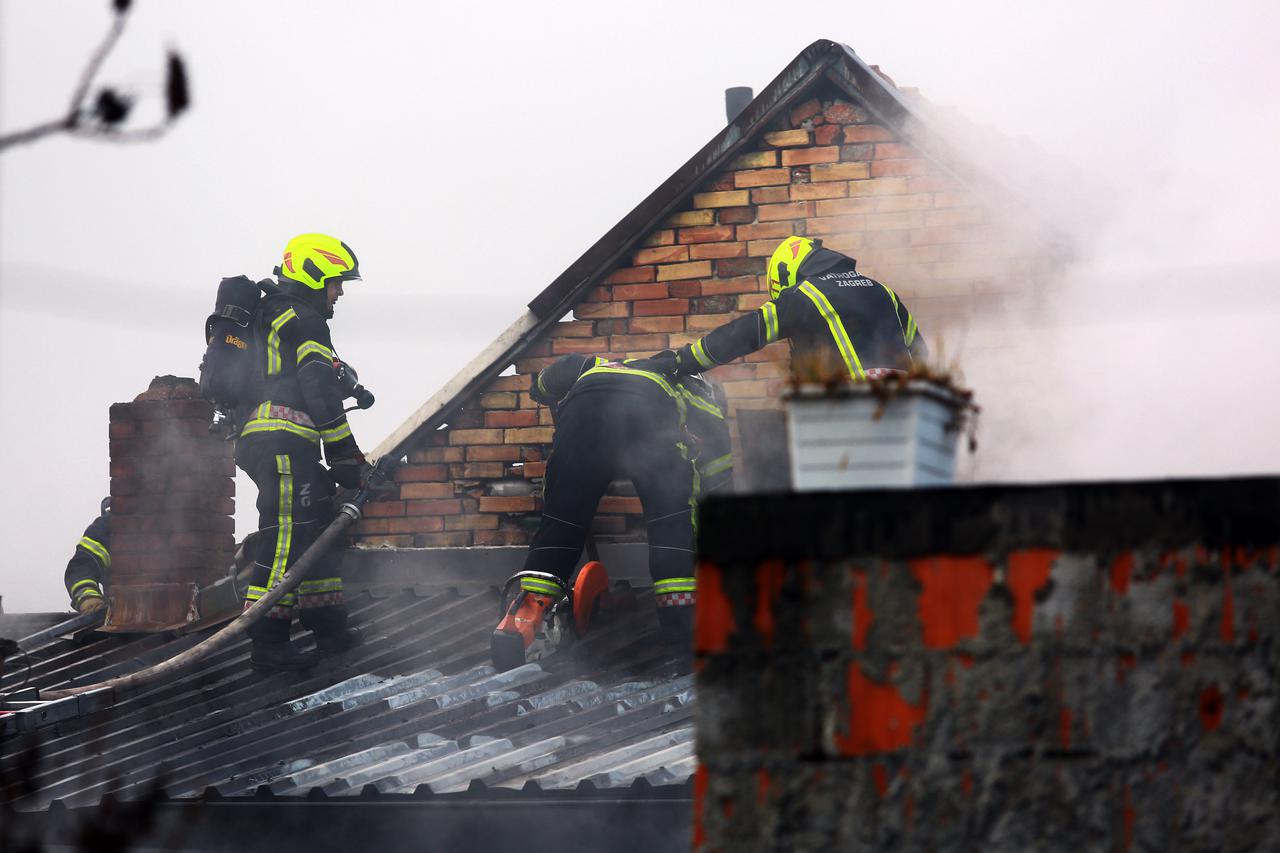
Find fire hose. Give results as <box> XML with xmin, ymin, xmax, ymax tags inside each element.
<box><xmin>42</xmin><ymin>458</ymin><xmax>397</xmax><ymax>702</ymax></box>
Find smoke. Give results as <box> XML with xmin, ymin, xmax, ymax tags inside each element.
<box><xmin>909</xmin><ymin>3</ymin><xmax>1280</xmax><ymax>484</ymax></box>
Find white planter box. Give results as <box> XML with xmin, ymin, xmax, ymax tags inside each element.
<box><xmin>785</xmin><ymin>380</ymin><xmax>967</xmax><ymax>490</ymax></box>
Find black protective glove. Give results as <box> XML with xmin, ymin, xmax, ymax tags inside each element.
<box><xmin>629</xmin><ymin>349</ymin><xmax>678</xmax><ymax>376</ymax></box>
<box><xmin>328</xmin><ymin>453</ymin><xmax>369</xmax><ymax>490</ymax></box>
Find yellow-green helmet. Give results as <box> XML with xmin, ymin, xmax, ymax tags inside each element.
<box><xmin>766</xmin><ymin>235</ymin><xmax>821</xmax><ymax>299</ymax></box>
<box><xmin>279</xmin><ymin>233</ymin><xmax>361</xmax><ymax>290</ymax></box>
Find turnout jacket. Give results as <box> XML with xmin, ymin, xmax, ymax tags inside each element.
<box><xmin>673</xmin><ymin>250</ymin><xmax>927</xmax><ymax>379</ymax></box>
<box><xmin>531</xmin><ymin>355</ymin><xmax>734</xmax><ymax>493</ymax></box>
<box><xmin>64</xmin><ymin>514</ymin><xmax>110</xmax><ymax>608</ymax></box>
<box><xmin>240</xmin><ymin>291</ymin><xmax>361</xmax><ymax>462</ymax></box>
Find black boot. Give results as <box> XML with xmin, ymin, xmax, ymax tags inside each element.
<box><xmin>302</xmin><ymin>604</ymin><xmax>362</xmax><ymax>657</ymax></box>
<box><xmin>250</xmin><ymin>638</ymin><xmax>317</xmax><ymax>673</ymax></box>
<box><xmin>656</xmin><ymin>605</ymin><xmax>694</xmax><ymax>651</ymax></box>
<box><xmin>249</xmin><ymin>615</ymin><xmax>316</xmax><ymax>673</ymax></box>
<box><xmin>316</xmin><ymin>626</ymin><xmax>363</xmax><ymax>656</ymax></box>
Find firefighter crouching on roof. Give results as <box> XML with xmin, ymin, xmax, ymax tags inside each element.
<box><xmin>643</xmin><ymin>235</ymin><xmax>928</xmax><ymax>382</ymax></box>
<box><xmin>235</xmin><ymin>233</ymin><xmax>370</xmax><ymax>673</ymax></box>
<box><xmin>490</xmin><ymin>354</ymin><xmax>733</xmax><ymax>671</ymax></box>
<box><xmin>65</xmin><ymin>497</ymin><xmax>112</xmax><ymax>614</ymax></box>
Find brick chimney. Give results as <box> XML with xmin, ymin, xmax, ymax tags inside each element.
<box><xmin>105</xmin><ymin>376</ymin><xmax>235</xmax><ymax>632</ymax></box>
<box><xmin>693</xmin><ymin>480</ymin><xmax>1280</xmax><ymax>850</ymax></box>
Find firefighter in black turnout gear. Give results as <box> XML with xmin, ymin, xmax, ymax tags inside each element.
<box><xmin>64</xmin><ymin>497</ymin><xmax>112</xmax><ymax>614</ymax></box>
<box><xmin>657</xmin><ymin>236</ymin><xmax>927</xmax><ymax>380</ymax></box>
<box><xmin>236</xmin><ymin>234</ymin><xmax>368</xmax><ymax>673</ymax></box>
<box><xmin>490</xmin><ymin>355</ymin><xmax>732</xmax><ymax>671</ymax></box>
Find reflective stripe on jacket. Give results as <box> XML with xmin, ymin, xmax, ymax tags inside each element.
<box><xmin>674</xmin><ymin>252</ymin><xmax>927</xmax><ymax>380</ymax></box>
<box><xmin>243</xmin><ymin>293</ymin><xmax>358</xmax><ymax>458</ymax></box>
<box><xmin>65</xmin><ymin>513</ymin><xmax>110</xmax><ymax>606</ymax></box>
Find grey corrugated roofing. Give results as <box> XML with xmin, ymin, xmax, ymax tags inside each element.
<box><xmin>0</xmin><ymin>611</ymin><xmax>67</xmax><ymax>645</ymax></box>
<box><xmin>0</xmin><ymin>566</ymin><xmax>694</xmax><ymax>811</ymax></box>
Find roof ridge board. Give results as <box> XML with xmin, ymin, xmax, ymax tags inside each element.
<box><xmin>371</xmin><ymin>39</ymin><xmax>848</xmax><ymax>463</ymax></box>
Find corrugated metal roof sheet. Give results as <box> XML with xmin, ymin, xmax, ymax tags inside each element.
<box><xmin>0</xmin><ymin>581</ymin><xmax>694</xmax><ymax>810</ymax></box>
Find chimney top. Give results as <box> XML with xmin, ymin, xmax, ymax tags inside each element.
<box><xmin>724</xmin><ymin>87</ymin><xmax>753</xmax><ymax>123</ymax></box>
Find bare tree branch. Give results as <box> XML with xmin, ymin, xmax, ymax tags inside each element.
<box><xmin>0</xmin><ymin>2</ymin><xmax>191</xmax><ymax>154</ymax></box>
<box><xmin>0</xmin><ymin>117</ymin><xmax>74</xmax><ymax>149</ymax></box>
<box><xmin>66</xmin><ymin>9</ymin><xmax>129</xmax><ymax>122</ymax></box>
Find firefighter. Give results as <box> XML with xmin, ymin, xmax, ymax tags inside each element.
<box><xmin>651</xmin><ymin>235</ymin><xmax>927</xmax><ymax>380</ymax></box>
<box><xmin>235</xmin><ymin>233</ymin><xmax>369</xmax><ymax>673</ymax></box>
<box><xmin>490</xmin><ymin>355</ymin><xmax>732</xmax><ymax>670</ymax></box>
<box><xmin>64</xmin><ymin>498</ymin><xmax>112</xmax><ymax>614</ymax></box>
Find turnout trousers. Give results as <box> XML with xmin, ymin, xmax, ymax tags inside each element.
<box><xmin>235</xmin><ymin>431</ymin><xmax>348</xmax><ymax>642</ymax></box>
<box><xmin>524</xmin><ymin>389</ymin><xmax>698</xmax><ymax>621</ymax></box>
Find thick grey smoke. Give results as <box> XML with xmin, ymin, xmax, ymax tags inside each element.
<box><xmin>923</xmin><ymin>4</ymin><xmax>1280</xmax><ymax>483</ymax></box>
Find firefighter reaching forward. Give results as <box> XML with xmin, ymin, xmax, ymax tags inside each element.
<box><xmin>650</xmin><ymin>235</ymin><xmax>928</xmax><ymax>381</ymax></box>
<box><xmin>490</xmin><ymin>355</ymin><xmax>732</xmax><ymax>670</ymax></box>
<box><xmin>236</xmin><ymin>234</ymin><xmax>370</xmax><ymax>673</ymax></box>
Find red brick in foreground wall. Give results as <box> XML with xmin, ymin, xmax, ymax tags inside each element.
<box><xmin>693</xmin><ymin>481</ymin><xmax>1280</xmax><ymax>851</ymax></box>
<box><xmin>106</xmin><ymin>376</ymin><xmax>235</xmax><ymax>631</ymax></box>
<box><xmin>351</xmin><ymin>86</ymin><xmax>1060</xmax><ymax>548</ymax></box>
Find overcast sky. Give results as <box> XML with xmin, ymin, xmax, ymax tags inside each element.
<box><xmin>3</xmin><ymin>1</ymin><xmax>1278</xmax><ymax>611</ymax></box>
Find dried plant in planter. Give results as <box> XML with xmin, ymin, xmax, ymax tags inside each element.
<box><xmin>784</xmin><ymin>352</ymin><xmax>981</xmax><ymax>453</ymax></box>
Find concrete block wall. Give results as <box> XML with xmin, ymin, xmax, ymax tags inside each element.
<box><xmin>693</xmin><ymin>479</ymin><xmax>1280</xmax><ymax>851</ymax></box>
<box><xmin>107</xmin><ymin>376</ymin><xmax>236</xmax><ymax>630</ymax></box>
<box><xmin>352</xmin><ymin>84</ymin><xmax>1059</xmax><ymax>548</ymax></box>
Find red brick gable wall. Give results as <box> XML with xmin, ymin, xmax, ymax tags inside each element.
<box><xmin>352</xmin><ymin>88</ymin><xmax>1056</xmax><ymax>548</ymax></box>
